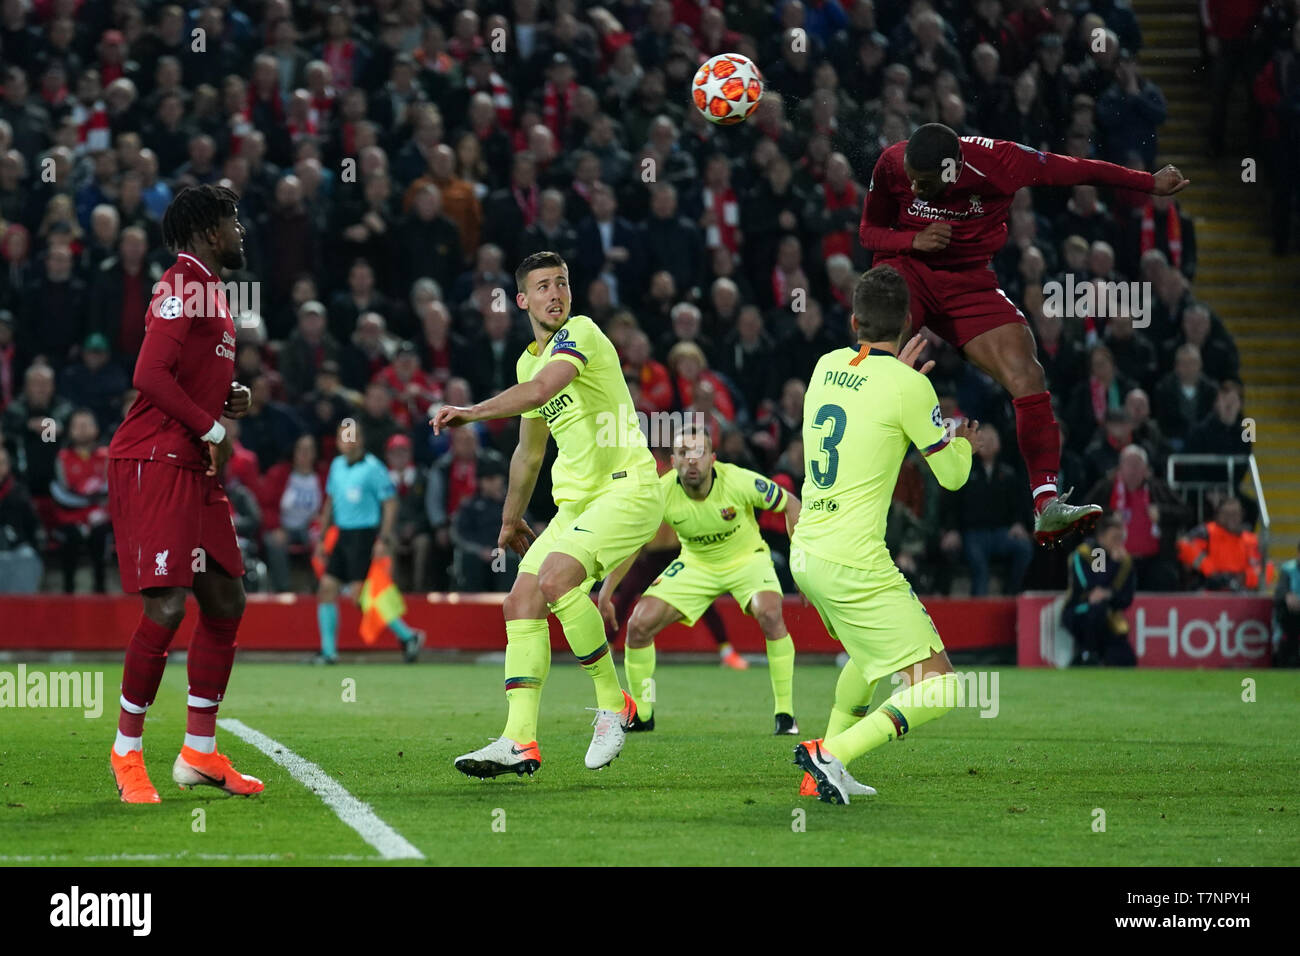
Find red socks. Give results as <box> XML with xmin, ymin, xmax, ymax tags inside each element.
<box><xmin>187</xmin><ymin>614</ymin><xmax>240</xmax><ymax>734</ymax></box>
<box><xmin>118</xmin><ymin>615</ymin><xmax>177</xmax><ymax>736</ymax></box>
<box><xmin>1012</xmin><ymin>392</ymin><xmax>1062</xmax><ymax>514</ymax></box>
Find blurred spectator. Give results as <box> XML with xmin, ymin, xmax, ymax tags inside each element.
<box><xmin>357</xmin><ymin>380</ymin><xmax>401</xmax><ymax>459</ymax></box>
<box><xmin>384</xmin><ymin>433</ymin><xmax>432</xmax><ymax>592</ymax></box>
<box><xmin>340</xmin><ymin>311</ymin><xmax>396</xmax><ymax>392</ymax></box>
<box><xmin>642</xmin><ymin>182</ymin><xmax>704</xmax><ymax>297</ymax></box>
<box><xmin>622</xmin><ymin>330</ymin><xmax>673</xmax><ymax>414</ymax></box>
<box><xmin>427</xmin><ymin>427</ymin><xmax>506</xmax><ymax>586</ymax></box>
<box><xmin>667</xmin><ymin>340</ymin><xmax>735</xmax><ymax>421</ymax></box>
<box><xmin>375</xmin><ymin>341</ymin><xmax>441</xmax><ymax>430</ymax></box>
<box><xmin>1104</xmin><ymin>312</ymin><xmax>1158</xmax><ymax>394</ymax></box>
<box><xmin>1062</xmin><ymin>514</ymin><xmax>1137</xmax><ymax>666</ymax></box>
<box><xmin>1123</xmin><ymin>386</ymin><xmax>1172</xmax><ymax>470</ymax></box>
<box><xmin>261</xmin><ymin>433</ymin><xmax>328</xmax><ymax>593</ymax></box>
<box><xmin>1085</xmin><ymin>443</ymin><xmax>1189</xmax><ymax>591</ymax></box>
<box><xmin>1033</xmin><ymin>308</ymin><xmax>1086</xmax><ymax>398</ymax></box>
<box><xmin>58</xmin><ymin>333</ymin><xmax>128</xmax><ymax>435</ymax></box>
<box><xmin>87</xmin><ymin>226</ymin><xmax>161</xmax><ymax>375</ymax></box>
<box><xmin>1096</xmin><ymin>50</ymin><xmax>1165</xmax><ymax>168</ymax></box>
<box><xmin>239</xmin><ymin>374</ymin><xmax>305</xmax><ymax>471</ymax></box>
<box><xmin>718</xmin><ymin>305</ymin><xmax>775</xmax><ymax>418</ymax></box>
<box><xmin>49</xmin><ymin>409</ymin><xmax>110</xmax><ymax>593</ymax></box>
<box><xmin>1186</xmin><ymin>379</ymin><xmax>1253</xmax><ymax>481</ymax></box>
<box><xmin>396</xmin><ymin>181</ymin><xmax>464</xmax><ymax>292</ymax></box>
<box><xmin>1160</xmin><ymin>301</ymin><xmax>1238</xmax><ymax>385</ymax></box>
<box><xmin>1178</xmin><ymin>497</ymin><xmax>1275</xmax><ymax>591</ymax></box>
<box><xmin>1153</xmin><ymin>344</ymin><xmax>1217</xmax><ymax>449</ymax></box>
<box><xmin>297</xmin><ymin>360</ymin><xmax>356</xmax><ymax>457</ymax></box>
<box><xmin>1064</xmin><ymin>345</ymin><xmax>1133</xmax><ymax>452</ymax></box>
<box><xmin>463</xmin><ymin>305</ymin><xmax>531</xmax><ymax>401</ymax></box>
<box><xmin>940</xmin><ymin>427</ymin><xmax>1034</xmax><ymax>596</ymax></box>
<box><xmin>1273</xmin><ymin>541</ymin><xmax>1300</xmax><ymax>667</ymax></box>
<box><xmin>3</xmin><ymin>364</ymin><xmax>72</xmax><ymax>497</ymax></box>
<box><xmin>0</xmin><ymin>310</ymin><xmax>17</xmax><ymax>409</ymax></box>
<box><xmin>450</xmin><ymin>448</ymin><xmax>517</xmax><ymax>591</ymax></box>
<box><xmin>1203</xmin><ymin>0</ymin><xmax>1263</xmax><ymax>157</ymax></box>
<box><xmin>1082</xmin><ymin>408</ymin><xmax>1135</xmax><ymax>490</ymax></box>
<box><xmin>280</xmin><ymin>301</ymin><xmax>342</xmax><ymax>402</ymax></box>
<box><xmin>1121</xmin><ymin>193</ymin><xmax>1195</xmax><ymax>281</ymax></box>
<box><xmin>329</xmin><ymin>260</ymin><xmax>393</xmax><ymax>347</ymax></box>
<box><xmin>18</xmin><ymin>243</ymin><xmax>87</xmax><ymax>373</ymax></box>
<box><xmin>0</xmin><ymin>444</ymin><xmax>42</xmax><ymax>593</ymax></box>
<box><xmin>414</xmin><ymin>298</ymin><xmax>470</xmax><ymax>388</ymax></box>
<box><xmin>576</xmin><ymin>181</ymin><xmax>645</xmax><ymax>306</ymax></box>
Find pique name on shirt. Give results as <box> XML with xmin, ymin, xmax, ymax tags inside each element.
<box><xmin>824</xmin><ymin>370</ymin><xmax>868</xmax><ymax>391</ymax></box>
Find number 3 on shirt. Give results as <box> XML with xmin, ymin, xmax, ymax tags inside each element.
<box><xmin>810</xmin><ymin>403</ymin><xmax>847</xmax><ymax>489</ymax></box>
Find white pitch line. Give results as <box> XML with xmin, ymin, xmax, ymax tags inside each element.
<box><xmin>217</xmin><ymin>718</ymin><xmax>425</xmax><ymax>861</ymax></box>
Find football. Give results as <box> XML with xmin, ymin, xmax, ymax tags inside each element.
<box><xmin>692</xmin><ymin>52</ymin><xmax>765</xmax><ymax>125</ymax></box>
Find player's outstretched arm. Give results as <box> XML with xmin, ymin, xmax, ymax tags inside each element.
<box><xmin>499</xmin><ymin>415</ymin><xmax>549</xmax><ymax>557</ymax></box>
<box><xmin>432</xmin><ymin>361</ymin><xmax>578</xmax><ymax>433</ymax></box>
<box><xmin>1025</xmin><ymin>145</ymin><xmax>1188</xmax><ymax>195</ymax></box>
<box><xmin>900</xmin><ymin>374</ymin><xmax>974</xmax><ymax>491</ymax></box>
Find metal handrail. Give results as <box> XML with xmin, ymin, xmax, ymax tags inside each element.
<box><xmin>1165</xmin><ymin>452</ymin><xmax>1271</xmax><ymax>591</ymax></box>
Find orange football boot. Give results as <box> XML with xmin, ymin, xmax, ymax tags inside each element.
<box><xmin>111</xmin><ymin>748</ymin><xmax>161</xmax><ymax>803</ymax></box>
<box><xmin>799</xmin><ymin>772</ymin><xmax>818</xmax><ymax>796</ymax></box>
<box><xmin>172</xmin><ymin>746</ymin><xmax>265</xmax><ymax>796</ymax></box>
<box><xmin>720</xmin><ymin>648</ymin><xmax>749</xmax><ymax>670</ymax></box>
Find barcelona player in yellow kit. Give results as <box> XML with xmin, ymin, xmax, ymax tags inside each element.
<box><xmin>791</xmin><ymin>265</ymin><xmax>979</xmax><ymax>804</ymax></box>
<box><xmin>432</xmin><ymin>251</ymin><xmax>663</xmax><ymax>777</ymax></box>
<box><xmin>598</xmin><ymin>426</ymin><xmax>801</xmax><ymax>735</ymax></box>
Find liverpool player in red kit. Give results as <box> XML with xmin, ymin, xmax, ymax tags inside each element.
<box><xmin>107</xmin><ymin>184</ymin><xmax>264</xmax><ymax>802</ymax></box>
<box><xmin>860</xmin><ymin>123</ymin><xmax>1189</xmax><ymax>545</ymax></box>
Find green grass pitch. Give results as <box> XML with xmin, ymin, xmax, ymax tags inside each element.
<box><xmin>1</xmin><ymin>661</ymin><xmax>1296</xmax><ymax>866</ymax></box>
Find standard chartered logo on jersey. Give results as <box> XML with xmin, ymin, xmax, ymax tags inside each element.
<box><xmin>595</xmin><ymin>408</ymin><xmax>706</xmax><ymax>449</ymax></box>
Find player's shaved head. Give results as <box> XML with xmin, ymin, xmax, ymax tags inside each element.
<box><xmin>904</xmin><ymin>123</ymin><xmax>961</xmax><ymax>173</ymax></box>
<box><xmin>851</xmin><ymin>265</ymin><xmax>910</xmax><ymax>344</ymax></box>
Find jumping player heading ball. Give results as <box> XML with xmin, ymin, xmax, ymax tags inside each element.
<box><xmin>859</xmin><ymin>123</ymin><xmax>1189</xmax><ymax>545</ymax></box>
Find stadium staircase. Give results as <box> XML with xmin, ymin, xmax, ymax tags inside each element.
<box><xmin>1135</xmin><ymin>0</ymin><xmax>1300</xmax><ymax>556</ymax></box>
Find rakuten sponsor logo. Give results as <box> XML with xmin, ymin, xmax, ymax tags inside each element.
<box><xmin>1134</xmin><ymin>607</ymin><xmax>1270</xmax><ymax>662</ymax></box>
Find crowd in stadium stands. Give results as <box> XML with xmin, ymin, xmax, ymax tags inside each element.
<box><xmin>0</xmin><ymin>0</ymin><xmax>1279</xmax><ymax>603</ymax></box>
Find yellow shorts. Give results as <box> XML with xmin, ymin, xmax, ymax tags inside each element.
<box><xmin>643</xmin><ymin>547</ymin><xmax>782</xmax><ymax>627</ymax></box>
<box><xmin>791</xmin><ymin>546</ymin><xmax>944</xmax><ymax>683</ymax></box>
<box><xmin>520</xmin><ymin>478</ymin><xmax>666</xmax><ymax>584</ymax></box>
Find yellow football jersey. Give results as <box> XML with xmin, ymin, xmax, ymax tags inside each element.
<box><xmin>660</xmin><ymin>462</ymin><xmax>787</xmax><ymax>566</ymax></box>
<box><xmin>792</xmin><ymin>345</ymin><xmax>971</xmax><ymax>572</ymax></box>
<box><xmin>517</xmin><ymin>314</ymin><xmax>657</xmax><ymax>504</ymax></box>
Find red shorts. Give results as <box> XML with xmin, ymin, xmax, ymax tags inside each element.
<box><xmin>873</xmin><ymin>256</ymin><xmax>1028</xmax><ymax>349</ymax></box>
<box><xmin>108</xmin><ymin>459</ymin><xmax>245</xmax><ymax>592</ymax></box>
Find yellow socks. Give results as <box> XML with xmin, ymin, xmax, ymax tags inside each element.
<box><xmin>551</xmin><ymin>585</ymin><xmax>626</xmax><ymax>712</ymax></box>
<box><xmin>623</xmin><ymin>643</ymin><xmax>656</xmax><ymax>720</ymax></box>
<box><xmin>823</xmin><ymin>673</ymin><xmax>961</xmax><ymax>765</ymax></box>
<box><xmin>766</xmin><ymin>634</ymin><xmax>796</xmax><ymax>715</ymax></box>
<box><xmin>502</xmin><ymin>618</ymin><xmax>550</xmax><ymax>743</ymax></box>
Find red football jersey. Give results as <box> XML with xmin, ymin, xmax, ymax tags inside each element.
<box><xmin>109</xmin><ymin>252</ymin><xmax>237</xmax><ymax>471</ymax></box>
<box><xmin>859</xmin><ymin>137</ymin><xmax>1155</xmax><ymax>269</ymax></box>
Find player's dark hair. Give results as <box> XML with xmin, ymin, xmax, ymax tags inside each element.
<box><xmin>673</xmin><ymin>419</ymin><xmax>713</xmax><ymax>451</ymax></box>
<box><xmin>904</xmin><ymin>123</ymin><xmax>961</xmax><ymax>173</ymax></box>
<box><xmin>852</xmin><ymin>265</ymin><xmax>910</xmax><ymax>343</ymax></box>
<box><xmin>515</xmin><ymin>251</ymin><xmax>568</xmax><ymax>290</ymax></box>
<box><xmin>161</xmin><ymin>183</ymin><xmax>239</xmax><ymax>253</ymax></box>
<box><xmin>1096</xmin><ymin>513</ymin><xmax>1124</xmax><ymax>536</ymax></box>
